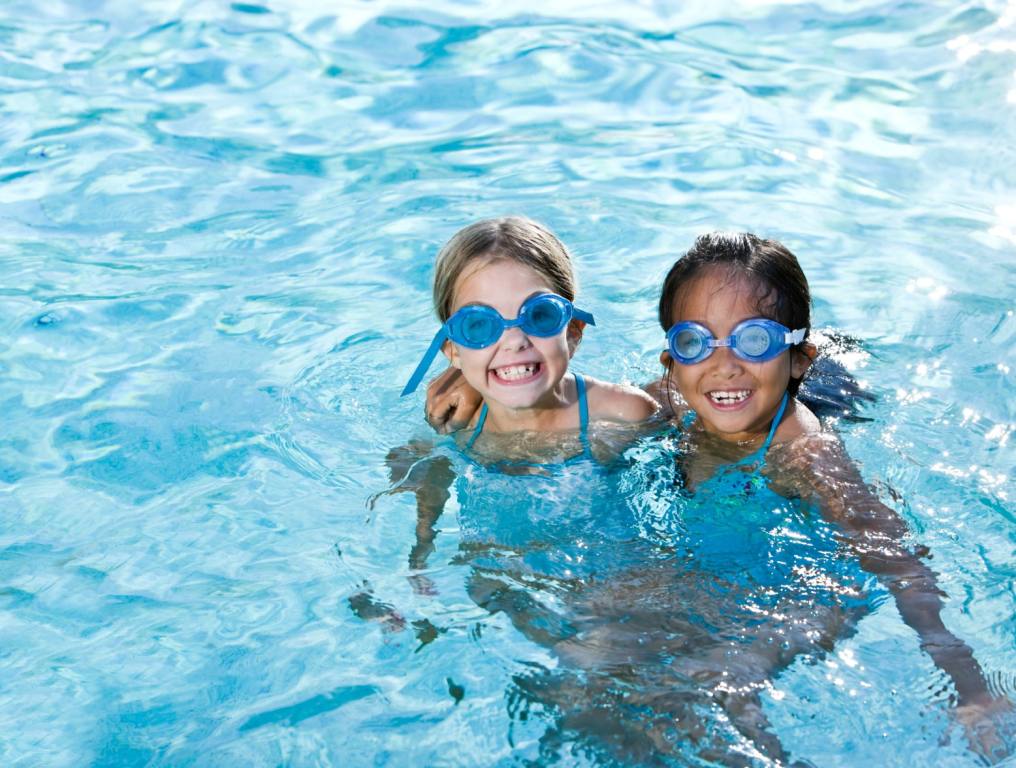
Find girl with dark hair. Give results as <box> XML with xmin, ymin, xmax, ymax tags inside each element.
<box><xmin>650</xmin><ymin>231</ymin><xmax>1008</xmax><ymax>762</ymax></box>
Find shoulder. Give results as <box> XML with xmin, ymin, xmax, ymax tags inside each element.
<box><xmin>768</xmin><ymin>428</ymin><xmax>866</xmax><ymax>503</ymax></box>
<box><xmin>769</xmin><ymin>429</ymin><xmax>905</xmax><ymax>535</ymax></box>
<box><xmin>642</xmin><ymin>376</ymin><xmax>687</xmax><ymax>420</ymax></box>
<box><xmin>773</xmin><ymin>397</ymin><xmax>821</xmax><ymax>443</ymax></box>
<box><xmin>580</xmin><ymin>375</ymin><xmax>659</xmax><ymax>423</ymax></box>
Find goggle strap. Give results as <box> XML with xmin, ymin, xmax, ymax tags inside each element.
<box><xmin>573</xmin><ymin>308</ymin><xmax>595</xmax><ymax>326</ymax></box>
<box><xmin>785</xmin><ymin>328</ymin><xmax>807</xmax><ymax>345</ymax></box>
<box><xmin>401</xmin><ymin>327</ymin><xmax>449</xmax><ymax>397</ymax></box>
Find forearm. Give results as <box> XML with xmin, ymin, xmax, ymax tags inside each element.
<box><xmin>410</xmin><ymin>484</ymin><xmax>450</xmax><ymax>569</ymax></box>
<box><xmin>859</xmin><ymin>546</ymin><xmax>991</xmax><ymax>705</ymax></box>
<box><xmin>409</xmin><ymin>458</ymin><xmax>454</xmax><ymax>570</ymax></box>
<box><xmin>387</xmin><ymin>445</ymin><xmax>454</xmax><ymax>571</ymax></box>
<box><xmin>793</xmin><ymin>440</ymin><xmax>988</xmax><ymax>702</ymax></box>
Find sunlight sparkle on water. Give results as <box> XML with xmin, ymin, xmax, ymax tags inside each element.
<box><xmin>989</xmin><ymin>203</ymin><xmax>1016</xmax><ymax>244</ymax></box>
<box><xmin>895</xmin><ymin>388</ymin><xmax>930</xmax><ymax>404</ymax></box>
<box><xmin>905</xmin><ymin>276</ymin><xmax>948</xmax><ymax>301</ymax></box>
<box><xmin>984</xmin><ymin>423</ymin><xmax>1013</xmax><ymax>448</ymax></box>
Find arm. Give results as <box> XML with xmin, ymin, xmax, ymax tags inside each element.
<box><xmin>784</xmin><ymin>436</ymin><xmax>992</xmax><ymax>703</ymax></box>
<box><xmin>385</xmin><ymin>441</ymin><xmax>455</xmax><ymax>573</ymax></box>
<box><xmin>347</xmin><ymin>444</ymin><xmax>455</xmax><ymax>638</ymax></box>
<box><xmin>778</xmin><ymin>436</ymin><xmax>1011</xmax><ymax>759</ymax></box>
<box><xmin>642</xmin><ymin>376</ymin><xmax>687</xmax><ymax>421</ymax></box>
<box><xmin>423</xmin><ymin>367</ymin><xmax>483</xmax><ymax>434</ymax></box>
<box><xmin>584</xmin><ymin>376</ymin><xmax>659</xmax><ymax>424</ymax></box>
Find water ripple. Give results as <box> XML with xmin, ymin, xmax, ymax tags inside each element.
<box><xmin>1</xmin><ymin>1</ymin><xmax>1014</xmax><ymax>766</ymax></box>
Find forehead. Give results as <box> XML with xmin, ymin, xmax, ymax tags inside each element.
<box><xmin>451</xmin><ymin>257</ymin><xmax>553</xmax><ymax>312</ymax></box>
<box><xmin>670</xmin><ymin>266</ymin><xmax>770</xmax><ymax>324</ymax></box>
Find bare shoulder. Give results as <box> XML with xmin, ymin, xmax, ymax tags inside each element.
<box><xmin>642</xmin><ymin>376</ymin><xmax>685</xmax><ymax>420</ymax></box>
<box><xmin>771</xmin><ymin>428</ymin><xmax>905</xmax><ymax>535</ymax></box>
<box><xmin>766</xmin><ymin>428</ymin><xmax>847</xmax><ymax>502</ymax></box>
<box><xmin>770</xmin><ymin>413</ymin><xmax>853</xmax><ymax>482</ymax></box>
<box><xmin>772</xmin><ymin>429</ymin><xmax>845</xmax><ymax>474</ymax></box>
<box><xmin>773</xmin><ymin>397</ymin><xmax>822</xmax><ymax>443</ymax></box>
<box><xmin>581</xmin><ymin>375</ymin><xmax>659</xmax><ymax>423</ymax></box>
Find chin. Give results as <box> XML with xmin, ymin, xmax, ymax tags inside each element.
<box><xmin>487</xmin><ymin>389</ymin><xmax>544</xmax><ymax>411</ymax></box>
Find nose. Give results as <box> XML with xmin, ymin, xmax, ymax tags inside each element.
<box><xmin>499</xmin><ymin>325</ymin><xmax>532</xmax><ymax>352</ymax></box>
<box><xmin>709</xmin><ymin>345</ymin><xmax>745</xmax><ymax>376</ymax></box>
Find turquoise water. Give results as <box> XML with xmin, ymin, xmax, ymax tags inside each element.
<box><xmin>2</xmin><ymin>1</ymin><xmax>1015</xmax><ymax>765</ymax></box>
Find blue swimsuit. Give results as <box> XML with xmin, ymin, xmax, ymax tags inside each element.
<box><xmin>679</xmin><ymin>389</ymin><xmax>789</xmax><ymax>482</ymax></box>
<box><xmin>464</xmin><ymin>372</ymin><xmax>594</xmax><ymax>463</ymax></box>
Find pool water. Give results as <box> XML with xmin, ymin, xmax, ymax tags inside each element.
<box><xmin>1</xmin><ymin>1</ymin><xmax>1014</xmax><ymax>766</ymax></box>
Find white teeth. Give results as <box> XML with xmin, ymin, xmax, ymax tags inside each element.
<box><xmin>496</xmin><ymin>364</ymin><xmax>538</xmax><ymax>381</ymax></box>
<box><xmin>708</xmin><ymin>389</ymin><xmax>751</xmax><ymax>403</ymax></box>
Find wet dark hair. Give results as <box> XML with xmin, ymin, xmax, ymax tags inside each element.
<box><xmin>657</xmin><ymin>231</ymin><xmax>811</xmax><ymax>396</ymax></box>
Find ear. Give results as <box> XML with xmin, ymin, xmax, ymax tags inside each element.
<box><xmin>659</xmin><ymin>350</ymin><xmax>672</xmax><ymax>369</ymax></box>
<box><xmin>566</xmin><ymin>319</ymin><xmax>585</xmax><ymax>357</ymax></box>
<box><xmin>791</xmin><ymin>342</ymin><xmax>816</xmax><ymax>379</ymax></box>
<box><xmin>441</xmin><ymin>339</ymin><xmax>461</xmax><ymax>370</ymax></box>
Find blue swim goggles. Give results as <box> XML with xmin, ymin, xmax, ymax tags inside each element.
<box><xmin>402</xmin><ymin>293</ymin><xmax>595</xmax><ymax>396</ymax></box>
<box><xmin>667</xmin><ymin>318</ymin><xmax>806</xmax><ymax>365</ymax></box>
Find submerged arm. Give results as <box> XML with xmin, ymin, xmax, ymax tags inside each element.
<box><xmin>386</xmin><ymin>441</ymin><xmax>455</xmax><ymax>571</ymax></box>
<box><xmin>784</xmin><ymin>435</ymin><xmax>995</xmax><ymax>707</ymax></box>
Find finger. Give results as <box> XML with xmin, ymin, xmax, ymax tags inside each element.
<box><xmin>447</xmin><ymin>404</ymin><xmax>473</xmax><ymax>432</ymax></box>
<box><xmin>426</xmin><ymin>399</ymin><xmax>454</xmax><ymax>433</ymax></box>
<box><xmin>442</xmin><ymin>400</ymin><xmax>475</xmax><ymax>434</ymax></box>
<box><xmin>428</xmin><ymin>367</ymin><xmax>463</xmax><ymax>398</ymax></box>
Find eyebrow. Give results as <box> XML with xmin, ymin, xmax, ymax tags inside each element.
<box><xmin>458</xmin><ymin>291</ymin><xmax>547</xmax><ymax>313</ymax></box>
<box><xmin>676</xmin><ymin>313</ymin><xmax>773</xmax><ymax>332</ymax></box>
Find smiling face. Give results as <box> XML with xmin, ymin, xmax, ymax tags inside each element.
<box><xmin>663</xmin><ymin>266</ymin><xmax>811</xmax><ymax>443</ymax></box>
<box><xmin>444</xmin><ymin>258</ymin><xmax>580</xmax><ymax>414</ymax></box>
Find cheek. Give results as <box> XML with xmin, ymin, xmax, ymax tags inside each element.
<box><xmin>756</xmin><ymin>356</ymin><xmax>791</xmax><ymax>387</ymax></box>
<box><xmin>667</xmin><ymin>363</ymin><xmax>694</xmax><ymax>393</ymax></box>
<box><xmin>536</xmin><ymin>335</ymin><xmax>570</xmax><ymax>361</ymax></box>
<box><xmin>455</xmin><ymin>347</ymin><xmax>487</xmax><ymax>369</ymax></box>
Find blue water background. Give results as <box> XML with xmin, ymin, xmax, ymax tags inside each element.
<box><xmin>1</xmin><ymin>1</ymin><xmax>1014</xmax><ymax>765</ymax></box>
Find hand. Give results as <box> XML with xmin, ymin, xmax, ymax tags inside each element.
<box><xmin>383</xmin><ymin>440</ymin><xmax>433</xmax><ymax>490</ymax></box>
<box><xmin>955</xmin><ymin>694</ymin><xmax>1015</xmax><ymax>764</ymax></box>
<box><xmin>425</xmin><ymin>367</ymin><xmax>482</xmax><ymax>434</ymax></box>
<box><xmin>409</xmin><ymin>573</ymin><xmax>438</xmax><ymax>596</ymax></box>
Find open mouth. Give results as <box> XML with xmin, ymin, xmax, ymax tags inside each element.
<box><xmin>491</xmin><ymin>362</ymin><xmax>543</xmax><ymax>385</ymax></box>
<box><xmin>706</xmin><ymin>389</ymin><xmax>753</xmax><ymax>409</ymax></box>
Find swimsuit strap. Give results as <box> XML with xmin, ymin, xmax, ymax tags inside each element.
<box><xmin>574</xmin><ymin>372</ymin><xmax>593</xmax><ymax>458</ymax></box>
<box><xmin>465</xmin><ymin>403</ymin><xmax>488</xmax><ymax>451</ymax></box>
<box><xmin>722</xmin><ymin>390</ymin><xmax>790</xmax><ymax>477</ymax></box>
<box><xmin>464</xmin><ymin>374</ymin><xmax>592</xmax><ymax>459</ymax></box>
<box><xmin>760</xmin><ymin>391</ymin><xmax>789</xmax><ymax>455</ymax></box>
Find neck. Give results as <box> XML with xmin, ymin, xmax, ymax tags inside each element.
<box><xmin>481</xmin><ymin>374</ymin><xmax>576</xmax><ymax>434</ymax></box>
<box><xmin>693</xmin><ymin>392</ymin><xmax>792</xmax><ymax>448</ymax></box>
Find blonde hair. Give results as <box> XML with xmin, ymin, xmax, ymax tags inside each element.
<box><xmin>433</xmin><ymin>216</ymin><xmax>578</xmax><ymax>321</ymax></box>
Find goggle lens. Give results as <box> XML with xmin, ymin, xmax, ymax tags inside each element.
<box><xmin>459</xmin><ymin>312</ymin><xmax>499</xmax><ymax>347</ymax></box>
<box><xmin>527</xmin><ymin>298</ymin><xmax>566</xmax><ymax>335</ymax></box>
<box><xmin>737</xmin><ymin>324</ymin><xmax>773</xmax><ymax>358</ymax></box>
<box><xmin>674</xmin><ymin>328</ymin><xmax>705</xmax><ymax>360</ymax></box>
